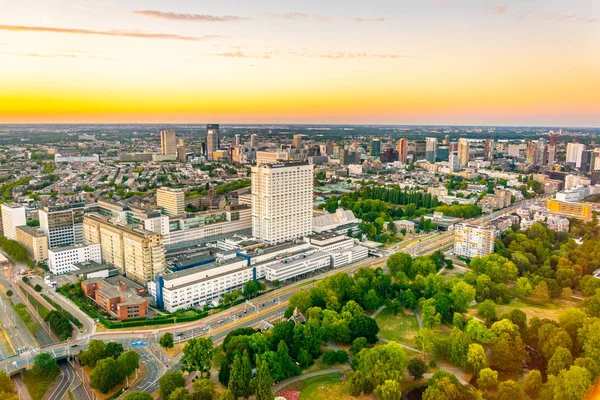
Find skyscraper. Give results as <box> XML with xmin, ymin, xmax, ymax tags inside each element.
<box><xmin>325</xmin><ymin>141</ymin><xmax>333</xmax><ymax>156</ymax></box>
<box><xmin>449</xmin><ymin>151</ymin><xmax>460</xmax><ymax>171</ymax></box>
<box><xmin>547</xmin><ymin>133</ymin><xmax>557</xmax><ymax>166</ymax></box>
<box><xmin>458</xmin><ymin>139</ymin><xmax>470</xmax><ymax>168</ymax></box>
<box><xmin>176</xmin><ymin>138</ymin><xmax>186</xmax><ymax>162</ymax></box>
<box><xmin>206</xmin><ymin>124</ymin><xmax>220</xmax><ymax>160</ymax></box>
<box><xmin>160</xmin><ymin>130</ymin><xmax>176</xmax><ymax>155</ymax></box>
<box><xmin>234</xmin><ymin>134</ymin><xmax>241</xmax><ymax>146</ymax></box>
<box><xmin>425</xmin><ymin>137</ymin><xmax>438</xmax><ymax>162</ymax></box>
<box><xmin>397</xmin><ymin>138</ymin><xmax>408</xmax><ymax>163</ymax></box>
<box><xmin>484</xmin><ymin>139</ymin><xmax>494</xmax><ymax>161</ymax></box>
<box><xmin>371</xmin><ymin>139</ymin><xmax>381</xmax><ymax>157</ymax></box>
<box><xmin>293</xmin><ymin>134</ymin><xmax>302</xmax><ymax>149</ymax></box>
<box><xmin>251</xmin><ymin>162</ymin><xmax>313</xmax><ymax>244</ymax></box>
<box><xmin>250</xmin><ymin>134</ymin><xmax>259</xmax><ymax>148</ymax></box>
<box><xmin>414</xmin><ymin>140</ymin><xmax>427</xmax><ymax>161</ymax></box>
<box><xmin>156</xmin><ymin>187</ymin><xmax>185</xmax><ymax>217</ymax></box>
<box><xmin>566</xmin><ymin>142</ymin><xmax>586</xmax><ymax>168</ymax></box>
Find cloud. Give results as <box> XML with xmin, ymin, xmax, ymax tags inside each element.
<box><xmin>315</xmin><ymin>52</ymin><xmax>424</xmax><ymax>59</ymax></box>
<box><xmin>0</xmin><ymin>24</ymin><xmax>226</xmax><ymax>42</ymax></box>
<box><xmin>265</xmin><ymin>12</ymin><xmax>331</xmax><ymax>22</ymax></box>
<box><xmin>211</xmin><ymin>51</ymin><xmax>272</xmax><ymax>59</ymax></box>
<box><xmin>482</xmin><ymin>4</ymin><xmax>507</xmax><ymax>15</ymax></box>
<box><xmin>209</xmin><ymin>49</ymin><xmax>424</xmax><ymax>60</ymax></box>
<box><xmin>353</xmin><ymin>17</ymin><xmax>386</xmax><ymax>23</ymax></box>
<box><xmin>0</xmin><ymin>51</ymin><xmax>115</xmax><ymax>60</ymax></box>
<box><xmin>131</xmin><ymin>10</ymin><xmax>248</xmax><ymax>22</ymax></box>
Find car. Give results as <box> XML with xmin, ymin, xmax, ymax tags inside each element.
<box><xmin>71</xmin><ymin>344</ymin><xmax>78</xmax><ymax>348</ymax></box>
<box><xmin>175</xmin><ymin>332</ymin><xmax>183</xmax><ymax>337</ymax></box>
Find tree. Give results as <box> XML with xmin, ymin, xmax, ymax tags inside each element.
<box><xmin>79</xmin><ymin>339</ymin><xmax>106</xmax><ymax>367</ymax></box>
<box><xmin>118</xmin><ymin>351</ymin><xmax>140</xmax><ymax>377</ymax></box>
<box><xmin>32</xmin><ymin>353</ymin><xmax>59</xmax><ymax>377</ymax></box>
<box><xmin>375</xmin><ymin>379</ymin><xmax>402</xmax><ymax>400</ymax></box>
<box><xmin>515</xmin><ymin>277</ymin><xmax>533</xmax><ymax>296</ymax></box>
<box><xmin>159</xmin><ymin>371</ymin><xmax>186</xmax><ymax>400</ymax></box>
<box><xmin>0</xmin><ymin>371</ymin><xmax>17</xmax><ymax>399</ymax></box>
<box><xmin>288</xmin><ymin>290</ymin><xmax>312</xmax><ymax>313</ymax></box>
<box><xmin>298</xmin><ymin>348</ymin><xmax>313</xmax><ymax>368</ymax></box>
<box><xmin>523</xmin><ymin>370</ymin><xmax>542</xmax><ymax>398</ymax></box>
<box><xmin>180</xmin><ymin>338</ymin><xmax>213</xmax><ymax>377</ymax></box>
<box><xmin>34</xmin><ymin>284</ymin><xmax>42</xmax><ymax>292</ymax></box>
<box><xmin>349</xmin><ymin>315</ymin><xmax>379</xmax><ymax>344</ymax></box>
<box><xmin>323</xmin><ymin>349</ymin><xmax>338</xmax><ymax>365</ymax></box>
<box><xmin>160</xmin><ymin>332</ymin><xmax>174</xmax><ymax>349</ymax></box>
<box><xmin>451</xmin><ymin>281</ymin><xmax>476</xmax><ymax>313</ymax></box>
<box><xmin>477</xmin><ymin>300</ymin><xmax>497</xmax><ymax>324</ymax></box>
<box><xmin>490</xmin><ymin>333</ymin><xmax>528</xmax><ymax>374</ymax></box>
<box><xmin>350</xmin><ymin>337</ymin><xmax>368</xmax><ymax>355</ymax></box>
<box><xmin>497</xmin><ymin>380</ymin><xmax>520</xmax><ymax>400</ymax></box>
<box><xmin>123</xmin><ymin>393</ymin><xmax>153</xmax><ymax>400</ymax></box>
<box><xmin>354</xmin><ymin>341</ymin><xmax>409</xmax><ymax>388</ymax></box>
<box><xmin>168</xmin><ymin>387</ymin><xmax>190</xmax><ymax>400</ymax></box>
<box><xmin>349</xmin><ymin>371</ymin><xmax>365</xmax><ymax>396</ymax></box>
<box><xmin>477</xmin><ymin>368</ymin><xmax>498</xmax><ymax>391</ymax></box>
<box><xmin>193</xmin><ymin>379</ymin><xmax>216</xmax><ymax>400</ymax></box>
<box><xmin>532</xmin><ymin>281</ymin><xmax>551</xmax><ymax>302</ymax></box>
<box><xmin>228</xmin><ymin>353</ymin><xmax>248</xmax><ymax>399</ymax></box>
<box><xmin>5</xmin><ymin>290</ymin><xmax>12</xmax><ymax>297</ymax></box>
<box><xmin>90</xmin><ymin>358</ymin><xmax>124</xmax><ymax>394</ymax></box>
<box><xmin>548</xmin><ymin>366</ymin><xmax>592</xmax><ymax>400</ymax></box>
<box><xmin>465</xmin><ymin>320</ymin><xmax>495</xmax><ymax>344</ymax></box>
<box><xmin>254</xmin><ymin>358</ymin><xmax>274</xmax><ymax>400</ymax></box>
<box><xmin>387</xmin><ymin>252</ymin><xmax>413</xmax><ymax>277</ymax></box>
<box><xmin>466</xmin><ymin>343</ymin><xmax>486</xmax><ymax>375</ymax></box>
<box><xmin>421</xmin><ymin>298</ymin><xmax>441</xmax><ymax>329</ymax></box>
<box><xmin>547</xmin><ymin>346</ymin><xmax>573</xmax><ymax>376</ymax></box>
<box><xmin>218</xmin><ymin>359</ymin><xmax>231</xmax><ymax>386</ymax></box>
<box><xmin>407</xmin><ymin>358</ymin><xmax>427</xmax><ymax>380</ymax></box>
<box><xmin>243</xmin><ymin>280</ymin><xmax>261</xmax><ymax>299</ymax></box>
<box><xmin>470</xmin><ymin>254</ymin><xmax>517</xmax><ymax>283</ymax></box>
<box><xmin>105</xmin><ymin>342</ymin><xmax>124</xmax><ymax>359</ymax></box>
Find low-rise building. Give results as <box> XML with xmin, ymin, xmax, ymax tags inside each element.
<box><xmin>82</xmin><ymin>278</ymin><xmax>148</xmax><ymax>320</ymax></box>
<box><xmin>263</xmin><ymin>251</ymin><xmax>331</xmax><ymax>282</ymax></box>
<box><xmin>394</xmin><ymin>220</ymin><xmax>415</xmax><ymax>233</ymax></box>
<box><xmin>547</xmin><ymin>199</ymin><xmax>592</xmax><ymax>221</ymax></box>
<box><xmin>48</xmin><ymin>243</ymin><xmax>102</xmax><ymax>275</ymax></box>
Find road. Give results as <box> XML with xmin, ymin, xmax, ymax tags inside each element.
<box><xmin>0</xmin><ymin>288</ymin><xmax>40</xmax><ymax>359</ymax></box>
<box><xmin>46</xmin><ymin>361</ymin><xmax>77</xmax><ymax>400</ymax></box>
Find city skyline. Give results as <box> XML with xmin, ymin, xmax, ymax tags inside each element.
<box><xmin>0</xmin><ymin>0</ymin><xmax>599</xmax><ymax>126</ymax></box>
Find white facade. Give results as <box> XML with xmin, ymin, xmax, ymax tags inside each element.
<box><xmin>453</xmin><ymin>223</ymin><xmax>495</xmax><ymax>259</ymax></box>
<box><xmin>48</xmin><ymin>244</ymin><xmax>102</xmax><ymax>275</ymax></box>
<box><xmin>566</xmin><ymin>143</ymin><xmax>586</xmax><ymax>167</ymax></box>
<box><xmin>330</xmin><ymin>245</ymin><xmax>368</xmax><ymax>268</ymax></box>
<box><xmin>313</xmin><ymin>208</ymin><xmax>360</xmax><ymax>233</ymax></box>
<box><xmin>1</xmin><ymin>203</ymin><xmax>26</xmax><ymax>240</ymax></box>
<box><xmin>54</xmin><ymin>154</ymin><xmax>99</xmax><ymax>163</ymax></box>
<box><xmin>252</xmin><ymin>162</ymin><xmax>313</xmax><ymax>244</ymax></box>
<box><xmin>555</xmin><ymin>186</ymin><xmax>590</xmax><ymax>203</ymax></box>
<box><xmin>263</xmin><ymin>251</ymin><xmax>331</xmax><ymax>282</ymax></box>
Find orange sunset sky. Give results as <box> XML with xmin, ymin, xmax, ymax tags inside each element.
<box><xmin>0</xmin><ymin>0</ymin><xmax>598</xmax><ymax>126</ymax></box>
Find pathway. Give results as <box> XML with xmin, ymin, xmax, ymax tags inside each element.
<box><xmin>370</xmin><ymin>305</ymin><xmax>387</xmax><ymax>319</ymax></box>
<box><xmin>271</xmin><ymin>366</ymin><xmax>348</xmax><ymax>393</ymax></box>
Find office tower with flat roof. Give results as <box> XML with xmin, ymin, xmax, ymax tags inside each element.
<box><xmin>234</xmin><ymin>134</ymin><xmax>241</xmax><ymax>146</ymax></box>
<box><xmin>39</xmin><ymin>203</ymin><xmax>88</xmax><ymax>249</ymax></box>
<box><xmin>250</xmin><ymin>134</ymin><xmax>259</xmax><ymax>148</ymax></box>
<box><xmin>206</xmin><ymin>124</ymin><xmax>220</xmax><ymax>160</ymax></box>
<box><xmin>397</xmin><ymin>138</ymin><xmax>408</xmax><ymax>163</ymax></box>
<box><xmin>160</xmin><ymin>130</ymin><xmax>176</xmax><ymax>155</ymax></box>
<box><xmin>325</xmin><ymin>141</ymin><xmax>333</xmax><ymax>156</ymax></box>
<box><xmin>252</xmin><ymin>162</ymin><xmax>313</xmax><ymax>244</ymax></box>
<box><xmin>293</xmin><ymin>134</ymin><xmax>302</xmax><ymax>149</ymax></box>
<box><xmin>414</xmin><ymin>140</ymin><xmax>427</xmax><ymax>161</ymax></box>
<box><xmin>1</xmin><ymin>203</ymin><xmax>26</xmax><ymax>240</ymax></box>
<box><xmin>449</xmin><ymin>151</ymin><xmax>460</xmax><ymax>171</ymax></box>
<box><xmin>156</xmin><ymin>187</ymin><xmax>185</xmax><ymax>217</ymax></box>
<box><xmin>370</xmin><ymin>139</ymin><xmax>381</xmax><ymax>157</ymax></box>
<box><xmin>484</xmin><ymin>138</ymin><xmax>494</xmax><ymax>161</ymax></box>
<box><xmin>566</xmin><ymin>142</ymin><xmax>586</xmax><ymax>168</ymax></box>
<box><xmin>176</xmin><ymin>138</ymin><xmax>186</xmax><ymax>162</ymax></box>
<box><xmin>83</xmin><ymin>214</ymin><xmax>165</xmax><ymax>283</ymax></box>
<box><xmin>458</xmin><ymin>138</ymin><xmax>470</xmax><ymax>168</ymax></box>
<box><xmin>425</xmin><ymin>137</ymin><xmax>438</xmax><ymax>162</ymax></box>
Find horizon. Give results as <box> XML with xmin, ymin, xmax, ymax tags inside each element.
<box><xmin>1</xmin><ymin>0</ymin><xmax>598</xmax><ymax>126</ymax></box>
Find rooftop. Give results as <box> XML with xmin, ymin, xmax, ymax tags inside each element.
<box><xmin>16</xmin><ymin>225</ymin><xmax>46</xmax><ymax>237</ymax></box>
<box><xmin>162</xmin><ymin>256</ymin><xmax>247</xmax><ymax>281</ymax></box>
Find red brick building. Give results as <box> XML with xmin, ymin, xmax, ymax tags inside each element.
<box><xmin>82</xmin><ymin>278</ymin><xmax>148</xmax><ymax>320</ymax></box>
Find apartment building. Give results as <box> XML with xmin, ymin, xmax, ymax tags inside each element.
<box><xmin>547</xmin><ymin>199</ymin><xmax>592</xmax><ymax>221</ymax></box>
<box><xmin>160</xmin><ymin>130</ymin><xmax>177</xmax><ymax>155</ymax></box>
<box><xmin>83</xmin><ymin>214</ymin><xmax>166</xmax><ymax>283</ymax></box>
<box><xmin>1</xmin><ymin>203</ymin><xmax>26</xmax><ymax>240</ymax></box>
<box><xmin>15</xmin><ymin>225</ymin><xmax>48</xmax><ymax>262</ymax></box>
<box><xmin>48</xmin><ymin>243</ymin><xmax>102</xmax><ymax>275</ymax></box>
<box><xmin>453</xmin><ymin>223</ymin><xmax>496</xmax><ymax>258</ymax></box>
<box><xmin>252</xmin><ymin>162</ymin><xmax>313</xmax><ymax>244</ymax></box>
<box><xmin>156</xmin><ymin>187</ymin><xmax>185</xmax><ymax>217</ymax></box>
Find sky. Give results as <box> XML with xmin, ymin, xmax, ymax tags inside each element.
<box><xmin>0</xmin><ymin>0</ymin><xmax>598</xmax><ymax>126</ymax></box>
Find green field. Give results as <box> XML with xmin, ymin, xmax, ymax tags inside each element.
<box><xmin>375</xmin><ymin>308</ymin><xmax>420</xmax><ymax>347</ymax></box>
<box><xmin>23</xmin><ymin>369</ymin><xmax>59</xmax><ymax>400</ymax></box>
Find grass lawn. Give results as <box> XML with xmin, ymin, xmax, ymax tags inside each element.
<box><xmin>475</xmin><ymin>297</ymin><xmax>582</xmax><ymax>322</ymax></box>
<box><xmin>283</xmin><ymin>372</ymin><xmax>371</xmax><ymax>400</ymax></box>
<box><xmin>375</xmin><ymin>308</ymin><xmax>420</xmax><ymax>347</ymax></box>
<box><xmin>23</xmin><ymin>369</ymin><xmax>59</xmax><ymax>400</ymax></box>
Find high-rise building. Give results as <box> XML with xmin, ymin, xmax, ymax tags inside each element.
<box><xmin>425</xmin><ymin>137</ymin><xmax>438</xmax><ymax>162</ymax></box>
<box><xmin>206</xmin><ymin>124</ymin><xmax>220</xmax><ymax>160</ymax></box>
<box><xmin>380</xmin><ymin>148</ymin><xmax>399</xmax><ymax>163</ymax></box>
<box><xmin>160</xmin><ymin>130</ymin><xmax>176</xmax><ymax>155</ymax></box>
<box><xmin>39</xmin><ymin>203</ymin><xmax>88</xmax><ymax>249</ymax></box>
<box><xmin>458</xmin><ymin>139</ymin><xmax>470</xmax><ymax>168</ymax></box>
<box><xmin>371</xmin><ymin>139</ymin><xmax>381</xmax><ymax>157</ymax></box>
<box><xmin>526</xmin><ymin>140</ymin><xmax>536</xmax><ymax>164</ymax></box>
<box><xmin>413</xmin><ymin>140</ymin><xmax>427</xmax><ymax>161</ymax></box>
<box><xmin>443</xmin><ymin>135</ymin><xmax>450</xmax><ymax>145</ymax></box>
<box><xmin>1</xmin><ymin>203</ymin><xmax>26</xmax><ymax>240</ymax></box>
<box><xmin>397</xmin><ymin>138</ymin><xmax>408</xmax><ymax>163</ymax></box>
<box><xmin>83</xmin><ymin>214</ymin><xmax>166</xmax><ymax>283</ymax></box>
<box><xmin>536</xmin><ymin>139</ymin><xmax>548</xmax><ymax>166</ymax></box>
<box><xmin>156</xmin><ymin>187</ymin><xmax>185</xmax><ymax>217</ymax></box>
<box><xmin>15</xmin><ymin>225</ymin><xmax>48</xmax><ymax>262</ymax></box>
<box><xmin>453</xmin><ymin>223</ymin><xmax>495</xmax><ymax>258</ymax></box>
<box><xmin>547</xmin><ymin>134</ymin><xmax>557</xmax><ymax>166</ymax></box>
<box><xmin>484</xmin><ymin>139</ymin><xmax>494</xmax><ymax>161</ymax></box>
<box><xmin>250</xmin><ymin>134</ymin><xmax>259</xmax><ymax>148</ymax></box>
<box><xmin>340</xmin><ymin>149</ymin><xmax>360</xmax><ymax>166</ymax></box>
<box><xmin>293</xmin><ymin>134</ymin><xmax>302</xmax><ymax>149</ymax></box>
<box><xmin>449</xmin><ymin>151</ymin><xmax>460</xmax><ymax>171</ymax></box>
<box><xmin>176</xmin><ymin>138</ymin><xmax>186</xmax><ymax>162</ymax></box>
<box><xmin>234</xmin><ymin>134</ymin><xmax>241</xmax><ymax>146</ymax></box>
<box><xmin>325</xmin><ymin>141</ymin><xmax>333</xmax><ymax>156</ymax></box>
<box><xmin>251</xmin><ymin>162</ymin><xmax>313</xmax><ymax>244</ymax></box>
<box><xmin>566</xmin><ymin>142</ymin><xmax>586</xmax><ymax>168</ymax></box>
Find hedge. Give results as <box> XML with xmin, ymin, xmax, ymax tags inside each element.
<box><xmin>41</xmin><ymin>294</ymin><xmax>83</xmax><ymax>328</ymax></box>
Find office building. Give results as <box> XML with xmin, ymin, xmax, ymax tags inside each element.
<box><xmin>453</xmin><ymin>223</ymin><xmax>495</xmax><ymax>258</ymax></box>
<box><xmin>425</xmin><ymin>137</ymin><xmax>438</xmax><ymax>162</ymax></box>
<box><xmin>234</xmin><ymin>134</ymin><xmax>241</xmax><ymax>146</ymax></box>
<box><xmin>206</xmin><ymin>124</ymin><xmax>220</xmax><ymax>160</ymax></box>
<box><xmin>340</xmin><ymin>149</ymin><xmax>360</xmax><ymax>166</ymax></box>
<box><xmin>547</xmin><ymin>199</ymin><xmax>592</xmax><ymax>221</ymax></box>
<box><xmin>156</xmin><ymin>187</ymin><xmax>185</xmax><ymax>217</ymax></box>
<box><xmin>380</xmin><ymin>148</ymin><xmax>399</xmax><ymax>163</ymax></box>
<box><xmin>458</xmin><ymin>139</ymin><xmax>470</xmax><ymax>168</ymax></box>
<box><xmin>176</xmin><ymin>138</ymin><xmax>186</xmax><ymax>162</ymax></box>
<box><xmin>484</xmin><ymin>139</ymin><xmax>494</xmax><ymax>161</ymax></box>
<box><xmin>547</xmin><ymin>134</ymin><xmax>557</xmax><ymax>166</ymax></box>
<box><xmin>371</xmin><ymin>139</ymin><xmax>381</xmax><ymax>157</ymax></box>
<box><xmin>82</xmin><ymin>278</ymin><xmax>148</xmax><ymax>320</ymax></box>
<box><xmin>252</xmin><ymin>162</ymin><xmax>313</xmax><ymax>244</ymax></box>
<box><xmin>566</xmin><ymin>143</ymin><xmax>586</xmax><ymax>168</ymax></box>
<box><xmin>15</xmin><ymin>225</ymin><xmax>48</xmax><ymax>262</ymax></box>
<box><xmin>414</xmin><ymin>140</ymin><xmax>427</xmax><ymax>161</ymax></box>
<box><xmin>1</xmin><ymin>203</ymin><xmax>26</xmax><ymax>240</ymax></box>
<box><xmin>293</xmin><ymin>134</ymin><xmax>302</xmax><ymax>149</ymax></box>
<box><xmin>39</xmin><ymin>203</ymin><xmax>88</xmax><ymax>249</ymax></box>
<box><xmin>48</xmin><ymin>243</ymin><xmax>102</xmax><ymax>275</ymax></box>
<box><xmin>256</xmin><ymin>151</ymin><xmax>290</xmax><ymax>165</ymax></box>
<box><xmin>83</xmin><ymin>214</ymin><xmax>166</xmax><ymax>283</ymax></box>
<box><xmin>397</xmin><ymin>138</ymin><xmax>408</xmax><ymax>163</ymax></box>
<box><xmin>325</xmin><ymin>141</ymin><xmax>333</xmax><ymax>156</ymax></box>
<box><xmin>449</xmin><ymin>151</ymin><xmax>460</xmax><ymax>171</ymax></box>
<box><xmin>55</xmin><ymin>154</ymin><xmax>100</xmax><ymax>163</ymax></box>
<box><xmin>250</xmin><ymin>134</ymin><xmax>259</xmax><ymax>148</ymax></box>
<box><xmin>160</xmin><ymin>130</ymin><xmax>176</xmax><ymax>155</ymax></box>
